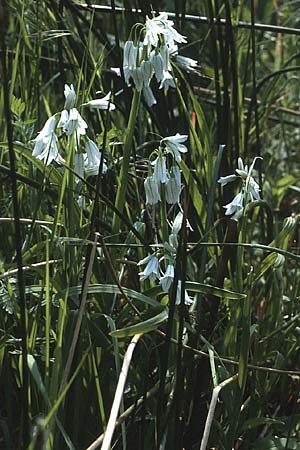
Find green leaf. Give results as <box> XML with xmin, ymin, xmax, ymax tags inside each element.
<box><xmin>253</xmin><ymin>436</ymin><xmax>300</xmax><ymax>450</ymax></box>
<box><xmin>27</xmin><ymin>355</ymin><xmax>75</xmax><ymax>450</ymax></box>
<box><xmin>145</xmin><ymin>281</ymin><xmax>246</xmax><ymax>300</ymax></box>
<box><xmin>111</xmin><ymin>308</ymin><xmax>168</xmax><ymax>338</ymax></box>
<box><xmin>65</xmin><ymin>284</ymin><xmax>162</xmax><ymax>308</ymax></box>
<box><xmin>10</xmin><ymin>95</ymin><xmax>25</xmax><ymax>116</ymax></box>
<box><xmin>241</xmin><ymin>417</ymin><xmax>284</xmax><ymax>432</ymax></box>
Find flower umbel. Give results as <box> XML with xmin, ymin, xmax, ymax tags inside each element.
<box><xmin>218</xmin><ymin>157</ymin><xmax>262</xmax><ymax>219</ymax></box>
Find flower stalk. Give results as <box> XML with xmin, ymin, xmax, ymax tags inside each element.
<box><xmin>112</xmin><ymin>89</ymin><xmax>140</xmax><ymax>236</ymax></box>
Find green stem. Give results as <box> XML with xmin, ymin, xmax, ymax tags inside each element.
<box><xmin>160</xmin><ymin>186</ymin><xmax>169</xmax><ymax>247</ymax></box>
<box><xmin>112</xmin><ymin>90</ymin><xmax>140</xmax><ymax>236</ymax></box>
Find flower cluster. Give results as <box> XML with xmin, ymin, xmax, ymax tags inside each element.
<box><xmin>218</xmin><ymin>157</ymin><xmax>262</xmax><ymax>219</ymax></box>
<box><xmin>138</xmin><ymin>210</ymin><xmax>193</xmax><ymax>306</ymax></box>
<box><xmin>123</xmin><ymin>13</ymin><xmax>192</xmax><ymax>106</ymax></box>
<box><xmin>144</xmin><ymin>133</ymin><xmax>188</xmax><ymax>206</ymax></box>
<box><xmin>32</xmin><ymin>84</ymin><xmax>115</xmax><ymax>175</ymax></box>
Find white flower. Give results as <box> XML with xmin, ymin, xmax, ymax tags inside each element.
<box><xmin>84</xmin><ymin>92</ymin><xmax>116</xmax><ymax>111</ymax></box>
<box><xmin>144</xmin><ymin>175</ymin><xmax>161</xmax><ymax>205</ymax></box>
<box><xmin>159</xmin><ymin>264</ymin><xmax>174</xmax><ymax>291</ymax></box>
<box><xmin>164</xmin><ymin>232</ymin><xmax>179</xmax><ymax>255</ymax></box>
<box><xmin>57</xmin><ymin>109</ymin><xmax>69</xmax><ymax>129</ymax></box>
<box><xmin>144</xmin><ymin>13</ymin><xmax>187</xmax><ymax>48</ymax></box>
<box><xmin>141</xmin><ymin>60</ymin><xmax>154</xmax><ymax>86</ymax></box>
<box><xmin>85</xmin><ymin>138</ymin><xmax>108</xmax><ymax>177</ymax></box>
<box><xmin>123</xmin><ymin>41</ymin><xmax>147</xmax><ymax>89</ymax></box>
<box><xmin>123</xmin><ymin>41</ymin><xmax>141</xmax><ymax>85</ymax></box>
<box><xmin>60</xmin><ymin>108</ymin><xmax>88</xmax><ymax>139</ymax></box>
<box><xmin>161</xmin><ymin>133</ymin><xmax>188</xmax><ymax>162</ymax></box>
<box><xmin>172</xmin><ymin>211</ymin><xmax>183</xmax><ymax>235</ymax></box>
<box><xmin>159</xmin><ymin>71</ymin><xmax>176</xmax><ymax>92</ymax></box>
<box><xmin>64</xmin><ymin>84</ymin><xmax>76</xmax><ymax>109</ymax></box>
<box><xmin>165</xmin><ymin>165</ymin><xmax>181</xmax><ymax>204</ymax></box>
<box><xmin>150</xmin><ymin>51</ymin><xmax>164</xmax><ymax>82</ymax></box>
<box><xmin>34</xmin><ymin>115</ymin><xmax>56</xmax><ymax>140</ymax></box>
<box><xmin>171</xmin><ymin>210</ymin><xmax>193</xmax><ymax>234</ymax></box>
<box><xmin>32</xmin><ymin>116</ymin><xmax>64</xmax><ymax>165</ymax></box>
<box><xmin>218</xmin><ymin>156</ymin><xmax>262</xmax><ymax>216</ymax></box>
<box><xmin>248</xmin><ymin>177</ymin><xmax>261</xmax><ymax>200</ymax></box>
<box><xmin>175</xmin><ymin>55</ymin><xmax>198</xmax><ymax>74</ymax></box>
<box><xmin>130</xmin><ymin>67</ymin><xmax>144</xmax><ymax>92</ymax></box>
<box><xmin>144</xmin><ymin>15</ymin><xmax>165</xmax><ymax>47</ymax></box>
<box><xmin>223</xmin><ymin>192</ymin><xmax>244</xmax><ymax>216</ymax></box>
<box><xmin>152</xmin><ymin>155</ymin><xmax>169</xmax><ymax>184</ymax></box>
<box><xmin>143</xmin><ymin>85</ymin><xmax>157</xmax><ymax>107</ymax></box>
<box><xmin>110</xmin><ymin>67</ymin><xmax>121</xmax><ymax>77</ymax></box>
<box><xmin>218</xmin><ymin>174</ymin><xmax>238</xmax><ymax>186</ymax></box>
<box><xmin>175</xmin><ymin>280</ymin><xmax>193</xmax><ymax>306</ymax></box>
<box><xmin>138</xmin><ymin>254</ymin><xmax>160</xmax><ymax>282</ymax></box>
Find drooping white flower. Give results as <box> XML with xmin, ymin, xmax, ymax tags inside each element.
<box><xmin>124</xmin><ymin>41</ymin><xmax>137</xmax><ymax>71</ymax></box>
<box><xmin>138</xmin><ymin>254</ymin><xmax>160</xmax><ymax>282</ymax></box>
<box><xmin>223</xmin><ymin>192</ymin><xmax>244</xmax><ymax>216</ymax></box>
<box><xmin>164</xmin><ymin>232</ymin><xmax>179</xmax><ymax>255</ymax></box>
<box><xmin>161</xmin><ymin>133</ymin><xmax>188</xmax><ymax>162</ymax></box>
<box><xmin>64</xmin><ymin>84</ymin><xmax>76</xmax><ymax>110</ymax></box>
<box><xmin>159</xmin><ymin>71</ymin><xmax>176</xmax><ymax>92</ymax></box>
<box><xmin>144</xmin><ymin>175</ymin><xmax>161</xmax><ymax>205</ymax></box>
<box><xmin>150</xmin><ymin>50</ymin><xmax>164</xmax><ymax>82</ymax></box>
<box><xmin>248</xmin><ymin>177</ymin><xmax>261</xmax><ymax>200</ymax></box>
<box><xmin>165</xmin><ymin>164</ymin><xmax>181</xmax><ymax>204</ymax></box>
<box><xmin>130</xmin><ymin>67</ymin><xmax>144</xmax><ymax>92</ymax></box>
<box><xmin>85</xmin><ymin>138</ymin><xmax>108</xmax><ymax>177</ymax></box>
<box><xmin>32</xmin><ymin>116</ymin><xmax>64</xmax><ymax>165</ymax></box>
<box><xmin>84</xmin><ymin>92</ymin><xmax>116</xmax><ymax>111</ymax></box>
<box><xmin>34</xmin><ymin>115</ymin><xmax>57</xmax><ymax>140</ymax></box>
<box><xmin>152</xmin><ymin>155</ymin><xmax>169</xmax><ymax>184</ymax></box>
<box><xmin>159</xmin><ymin>264</ymin><xmax>174</xmax><ymax>291</ymax></box>
<box><xmin>143</xmin><ymin>85</ymin><xmax>157</xmax><ymax>107</ymax></box>
<box><xmin>123</xmin><ymin>41</ymin><xmax>146</xmax><ymax>89</ymax></box>
<box><xmin>175</xmin><ymin>280</ymin><xmax>193</xmax><ymax>306</ymax></box>
<box><xmin>33</xmin><ymin>134</ymin><xmax>63</xmax><ymax>165</ymax></box>
<box><xmin>141</xmin><ymin>60</ymin><xmax>154</xmax><ymax>86</ymax></box>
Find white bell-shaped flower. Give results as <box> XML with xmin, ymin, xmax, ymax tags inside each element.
<box><xmin>144</xmin><ymin>175</ymin><xmax>161</xmax><ymax>205</ymax></box>
<box><xmin>138</xmin><ymin>254</ymin><xmax>160</xmax><ymax>282</ymax></box>
<box><xmin>152</xmin><ymin>155</ymin><xmax>169</xmax><ymax>184</ymax></box>
<box><xmin>159</xmin><ymin>264</ymin><xmax>174</xmax><ymax>291</ymax></box>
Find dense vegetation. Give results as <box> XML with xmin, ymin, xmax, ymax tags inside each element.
<box><xmin>0</xmin><ymin>1</ymin><xmax>299</xmax><ymax>449</ymax></box>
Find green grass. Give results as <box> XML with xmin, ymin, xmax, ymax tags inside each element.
<box><xmin>0</xmin><ymin>1</ymin><xmax>300</xmax><ymax>449</ymax></box>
